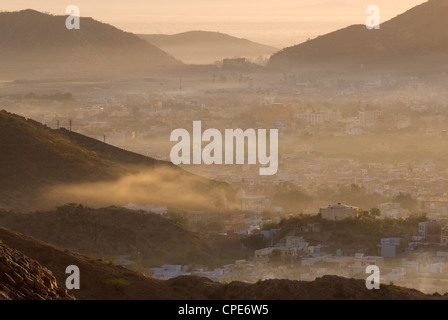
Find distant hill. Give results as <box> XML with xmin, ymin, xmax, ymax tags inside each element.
<box><xmin>0</xmin><ymin>110</ymin><xmax>231</xmax><ymax>211</ymax></box>
<box><xmin>268</xmin><ymin>0</ymin><xmax>448</xmax><ymax>72</ymax></box>
<box><xmin>0</xmin><ymin>10</ymin><xmax>181</xmax><ymax>77</ymax></box>
<box><xmin>0</xmin><ymin>205</ymin><xmax>220</xmax><ymax>268</ymax></box>
<box><xmin>0</xmin><ymin>226</ymin><xmax>441</xmax><ymax>300</ymax></box>
<box><xmin>138</xmin><ymin>31</ymin><xmax>278</xmax><ymax>64</ymax></box>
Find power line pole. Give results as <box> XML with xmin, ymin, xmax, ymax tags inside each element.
<box><xmin>241</xmin><ymin>178</ymin><xmax>245</xmax><ymax>212</ymax></box>
<box><xmin>69</xmin><ymin>119</ymin><xmax>72</xmax><ymax>132</ymax></box>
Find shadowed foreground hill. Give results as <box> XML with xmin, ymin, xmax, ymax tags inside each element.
<box><xmin>268</xmin><ymin>0</ymin><xmax>448</xmax><ymax>72</ymax></box>
<box><xmin>0</xmin><ymin>226</ymin><xmax>180</xmax><ymax>300</ymax></box>
<box><xmin>0</xmin><ymin>226</ymin><xmax>442</xmax><ymax>300</ymax></box>
<box><xmin>0</xmin><ymin>205</ymin><xmax>220</xmax><ymax>268</ymax></box>
<box><xmin>0</xmin><ymin>110</ymin><xmax>231</xmax><ymax>211</ymax></box>
<box><xmin>0</xmin><ymin>10</ymin><xmax>181</xmax><ymax>77</ymax></box>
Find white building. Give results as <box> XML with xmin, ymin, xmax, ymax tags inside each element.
<box><xmin>352</xmin><ymin>253</ymin><xmax>384</xmax><ymax>274</ymax></box>
<box><xmin>150</xmin><ymin>265</ymin><xmax>189</xmax><ymax>280</ymax></box>
<box><xmin>124</xmin><ymin>203</ymin><xmax>168</xmax><ymax>216</ymax></box>
<box><xmin>237</xmin><ymin>189</ymin><xmax>271</xmax><ymax>214</ymax></box>
<box><xmin>430</xmin><ymin>263</ymin><xmax>445</xmax><ymax>274</ymax></box>
<box><xmin>319</xmin><ymin>203</ymin><xmax>359</xmax><ymax>221</ymax></box>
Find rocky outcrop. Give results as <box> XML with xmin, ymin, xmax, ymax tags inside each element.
<box><xmin>0</xmin><ymin>242</ymin><xmax>75</xmax><ymax>300</ymax></box>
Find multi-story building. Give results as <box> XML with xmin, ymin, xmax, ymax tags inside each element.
<box><xmin>441</xmin><ymin>225</ymin><xmax>448</xmax><ymax>245</ymax></box>
<box><xmin>319</xmin><ymin>203</ymin><xmax>359</xmax><ymax>221</ymax></box>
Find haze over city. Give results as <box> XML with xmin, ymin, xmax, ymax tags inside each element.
<box><xmin>1</xmin><ymin>0</ymin><xmax>448</xmax><ymax>305</ymax></box>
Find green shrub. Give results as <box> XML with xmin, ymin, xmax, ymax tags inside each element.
<box><xmin>106</xmin><ymin>278</ymin><xmax>129</xmax><ymax>291</ymax></box>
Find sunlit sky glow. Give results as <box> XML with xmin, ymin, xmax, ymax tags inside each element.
<box><xmin>0</xmin><ymin>0</ymin><xmax>427</xmax><ymax>47</ymax></box>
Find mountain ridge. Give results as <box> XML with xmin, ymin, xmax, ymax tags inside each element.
<box><xmin>139</xmin><ymin>31</ymin><xmax>277</xmax><ymax>64</ymax></box>
<box><xmin>268</xmin><ymin>0</ymin><xmax>448</xmax><ymax>71</ymax></box>
<box><xmin>0</xmin><ymin>10</ymin><xmax>182</xmax><ymax>77</ymax></box>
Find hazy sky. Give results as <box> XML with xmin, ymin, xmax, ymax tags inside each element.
<box><xmin>1</xmin><ymin>0</ymin><xmax>426</xmax><ymax>47</ymax></box>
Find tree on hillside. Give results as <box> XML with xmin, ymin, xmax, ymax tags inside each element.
<box><xmin>262</xmin><ymin>222</ymin><xmax>280</xmax><ymax>230</ymax></box>
<box><xmin>241</xmin><ymin>234</ymin><xmax>267</xmax><ymax>250</ymax></box>
<box><xmin>207</xmin><ymin>221</ymin><xmax>225</xmax><ymax>232</ymax></box>
<box><xmin>370</xmin><ymin>207</ymin><xmax>381</xmax><ymax>217</ymax></box>
<box><xmin>272</xmin><ymin>182</ymin><xmax>313</xmax><ymax>211</ymax></box>
<box><xmin>168</xmin><ymin>211</ymin><xmax>188</xmax><ymax>228</ymax></box>
<box><xmin>392</xmin><ymin>193</ymin><xmax>418</xmax><ymax>211</ymax></box>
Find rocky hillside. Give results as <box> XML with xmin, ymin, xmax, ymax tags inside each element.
<box><xmin>0</xmin><ymin>226</ymin><xmax>179</xmax><ymax>300</ymax></box>
<box><xmin>0</xmin><ymin>205</ymin><xmax>222</xmax><ymax>268</ymax></box>
<box><xmin>0</xmin><ymin>242</ymin><xmax>75</xmax><ymax>300</ymax></box>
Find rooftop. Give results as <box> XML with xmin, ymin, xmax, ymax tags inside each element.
<box><xmin>321</xmin><ymin>203</ymin><xmax>358</xmax><ymax>210</ymax></box>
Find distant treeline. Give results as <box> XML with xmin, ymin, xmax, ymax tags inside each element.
<box><xmin>22</xmin><ymin>92</ymin><xmax>73</xmax><ymax>101</ymax></box>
